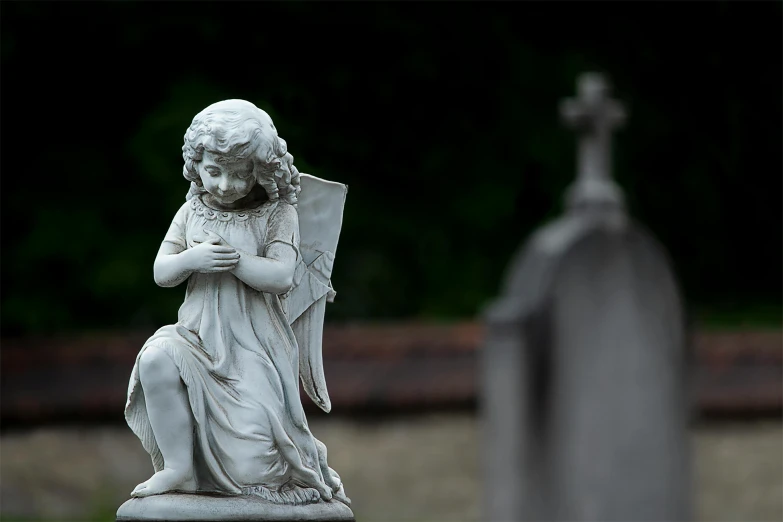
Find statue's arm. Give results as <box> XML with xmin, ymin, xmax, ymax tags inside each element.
<box><xmin>153</xmin><ymin>204</ymin><xmax>195</xmax><ymax>288</ymax></box>
<box><xmin>153</xmin><ymin>241</ymin><xmax>195</xmax><ymax>288</ymax></box>
<box><xmin>229</xmin><ymin>243</ymin><xmax>297</xmax><ymax>295</ymax></box>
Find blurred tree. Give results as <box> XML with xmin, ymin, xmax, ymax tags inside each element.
<box><xmin>1</xmin><ymin>2</ymin><xmax>780</xmax><ymax>334</ymax></box>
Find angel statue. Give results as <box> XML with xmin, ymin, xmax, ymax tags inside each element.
<box><xmin>118</xmin><ymin>100</ymin><xmax>353</xmax><ymax>520</ymax></box>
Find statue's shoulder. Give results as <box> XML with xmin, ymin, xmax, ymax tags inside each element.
<box><xmin>269</xmin><ymin>200</ymin><xmax>299</xmax><ymax>223</ymax></box>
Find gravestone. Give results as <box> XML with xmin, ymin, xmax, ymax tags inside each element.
<box><xmin>481</xmin><ymin>73</ymin><xmax>691</xmax><ymax>521</ymax></box>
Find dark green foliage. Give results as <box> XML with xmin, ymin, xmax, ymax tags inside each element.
<box><xmin>1</xmin><ymin>2</ymin><xmax>780</xmax><ymax>334</ymax></box>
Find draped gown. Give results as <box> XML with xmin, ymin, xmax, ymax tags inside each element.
<box><xmin>124</xmin><ymin>195</ymin><xmax>346</xmax><ymax>505</ymax></box>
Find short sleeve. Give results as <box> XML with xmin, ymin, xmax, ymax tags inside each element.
<box><xmin>264</xmin><ymin>202</ymin><xmax>300</xmax><ymax>260</ymax></box>
<box><xmin>162</xmin><ymin>202</ymin><xmax>190</xmax><ymax>250</ymax></box>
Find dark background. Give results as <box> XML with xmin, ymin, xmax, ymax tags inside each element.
<box><xmin>2</xmin><ymin>1</ymin><xmax>781</xmax><ymax>336</ymax></box>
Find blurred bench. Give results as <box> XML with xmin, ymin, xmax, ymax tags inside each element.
<box><xmin>1</xmin><ymin>324</ymin><xmax>780</xmax><ymax>426</ymax></box>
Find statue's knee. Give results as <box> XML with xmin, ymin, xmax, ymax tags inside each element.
<box><xmin>139</xmin><ymin>345</ymin><xmax>180</xmax><ymax>390</ymax></box>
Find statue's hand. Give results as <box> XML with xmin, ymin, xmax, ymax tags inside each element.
<box><xmin>185</xmin><ymin>232</ymin><xmax>239</xmax><ymax>273</ymax></box>
<box><xmin>192</xmin><ymin>229</ymin><xmax>231</xmax><ymax>247</ymax></box>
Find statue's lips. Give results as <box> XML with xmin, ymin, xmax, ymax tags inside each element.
<box><xmin>213</xmin><ymin>192</ymin><xmax>239</xmax><ymax>202</ymax></box>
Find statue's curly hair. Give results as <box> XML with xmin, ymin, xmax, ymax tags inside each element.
<box><xmin>182</xmin><ymin>99</ymin><xmax>301</xmax><ymax>206</ymax></box>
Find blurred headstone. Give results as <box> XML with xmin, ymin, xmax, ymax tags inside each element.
<box><xmin>481</xmin><ymin>73</ymin><xmax>690</xmax><ymax>521</ymax></box>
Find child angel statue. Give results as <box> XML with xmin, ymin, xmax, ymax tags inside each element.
<box><xmin>123</xmin><ymin>99</ymin><xmax>350</xmax><ymax>507</ymax></box>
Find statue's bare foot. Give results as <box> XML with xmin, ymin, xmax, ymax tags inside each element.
<box><xmin>131</xmin><ymin>468</ymin><xmax>196</xmax><ymax>498</ymax></box>
<box><xmin>333</xmin><ymin>485</ymin><xmax>351</xmax><ymax>506</ymax></box>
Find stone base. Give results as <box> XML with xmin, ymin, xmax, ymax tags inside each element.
<box><xmin>116</xmin><ymin>493</ymin><xmax>355</xmax><ymax>522</ymax></box>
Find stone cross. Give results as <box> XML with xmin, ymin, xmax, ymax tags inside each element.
<box><xmin>482</xmin><ymin>72</ymin><xmax>691</xmax><ymax>522</ymax></box>
<box><xmin>560</xmin><ymin>73</ymin><xmax>626</xmax><ymax>208</ymax></box>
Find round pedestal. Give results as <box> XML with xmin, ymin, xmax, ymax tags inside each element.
<box><xmin>116</xmin><ymin>493</ymin><xmax>355</xmax><ymax>522</ymax></box>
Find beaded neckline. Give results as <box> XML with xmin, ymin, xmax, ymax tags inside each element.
<box><xmin>190</xmin><ymin>195</ymin><xmax>275</xmax><ymax>222</ymax></box>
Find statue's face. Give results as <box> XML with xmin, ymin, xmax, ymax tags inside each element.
<box><xmin>198</xmin><ymin>150</ymin><xmax>256</xmax><ymax>205</ymax></box>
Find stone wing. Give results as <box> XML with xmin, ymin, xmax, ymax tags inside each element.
<box><xmin>284</xmin><ymin>173</ymin><xmax>347</xmax><ymax>413</ymax></box>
